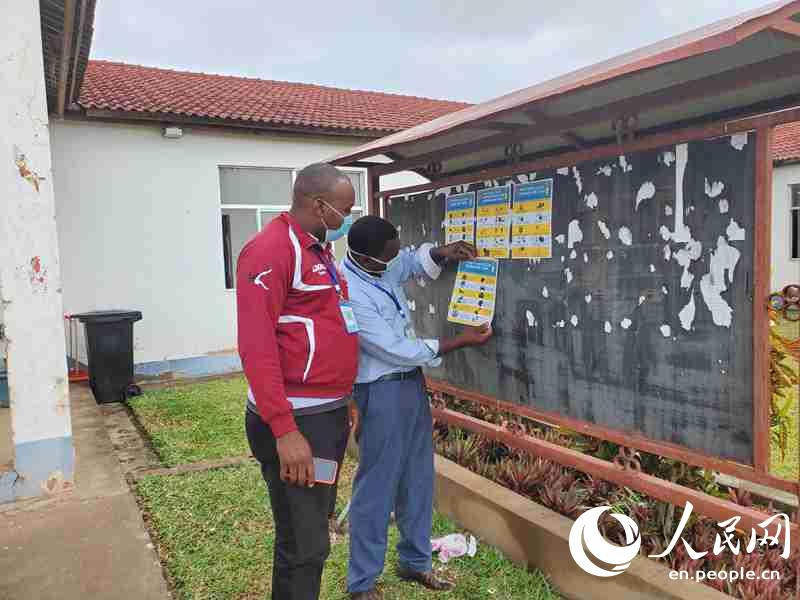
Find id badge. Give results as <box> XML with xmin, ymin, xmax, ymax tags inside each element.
<box><xmin>339</xmin><ymin>301</ymin><xmax>360</xmax><ymax>334</ymax></box>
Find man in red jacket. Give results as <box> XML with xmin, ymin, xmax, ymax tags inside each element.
<box><xmin>238</xmin><ymin>162</ymin><xmax>359</xmax><ymax>600</ymax></box>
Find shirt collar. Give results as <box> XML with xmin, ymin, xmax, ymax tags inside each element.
<box><xmin>281</xmin><ymin>212</ymin><xmax>329</xmax><ymax>252</ymax></box>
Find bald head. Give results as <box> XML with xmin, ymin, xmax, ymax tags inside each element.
<box><xmin>293</xmin><ymin>163</ymin><xmax>351</xmax><ymax>206</ymax></box>
<box><xmin>290</xmin><ymin>162</ymin><xmax>356</xmax><ymax>240</ymax></box>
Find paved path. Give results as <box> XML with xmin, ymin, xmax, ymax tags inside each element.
<box><xmin>0</xmin><ymin>385</ymin><xmax>171</xmax><ymax>600</ymax></box>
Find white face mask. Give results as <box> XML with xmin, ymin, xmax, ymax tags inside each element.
<box><xmin>348</xmin><ymin>248</ymin><xmax>399</xmax><ymax>275</ymax></box>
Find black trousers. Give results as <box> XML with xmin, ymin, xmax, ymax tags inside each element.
<box><xmin>246</xmin><ymin>407</ymin><xmax>349</xmax><ymax>600</ymax></box>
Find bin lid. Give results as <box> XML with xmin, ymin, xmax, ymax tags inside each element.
<box><xmin>71</xmin><ymin>310</ymin><xmax>142</xmax><ymax>323</ymax></box>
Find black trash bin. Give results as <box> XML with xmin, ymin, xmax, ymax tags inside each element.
<box><xmin>73</xmin><ymin>310</ymin><xmax>142</xmax><ymax>404</ymax></box>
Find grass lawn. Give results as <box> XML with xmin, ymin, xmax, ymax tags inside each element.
<box><xmin>130</xmin><ymin>358</ymin><xmax>800</xmax><ymax>481</ymax></box>
<box><xmin>129</xmin><ymin>377</ymin><xmax>250</xmax><ymax>466</ymax></box>
<box><xmin>770</xmin><ymin>317</ymin><xmax>799</xmax><ymax>481</ymax></box>
<box><xmin>136</xmin><ymin>458</ymin><xmax>560</xmax><ymax>600</ymax></box>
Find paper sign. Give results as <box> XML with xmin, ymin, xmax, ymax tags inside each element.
<box><xmin>476</xmin><ymin>185</ymin><xmax>511</xmax><ymax>258</ymax></box>
<box><xmin>447</xmin><ymin>258</ymin><xmax>499</xmax><ymax>326</ymax></box>
<box><xmin>445</xmin><ymin>192</ymin><xmax>476</xmax><ymax>245</ymax></box>
<box><xmin>511</xmin><ymin>179</ymin><xmax>553</xmax><ymax>259</ymax></box>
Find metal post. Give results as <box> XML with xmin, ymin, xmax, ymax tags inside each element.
<box><xmin>753</xmin><ymin>125</ymin><xmax>774</xmax><ymax>473</ymax></box>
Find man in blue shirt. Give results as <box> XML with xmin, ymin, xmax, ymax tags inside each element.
<box><xmin>343</xmin><ymin>216</ymin><xmax>492</xmax><ymax>600</ymax></box>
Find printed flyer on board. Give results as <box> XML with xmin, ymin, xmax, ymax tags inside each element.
<box><xmin>447</xmin><ymin>258</ymin><xmax>498</xmax><ymax>326</ymax></box>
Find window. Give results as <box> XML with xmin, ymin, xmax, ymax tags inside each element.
<box><xmin>792</xmin><ymin>184</ymin><xmax>800</xmax><ymax>260</ymax></box>
<box><xmin>220</xmin><ymin>166</ymin><xmax>365</xmax><ymax>288</ymax></box>
<box><xmin>332</xmin><ymin>171</ymin><xmax>366</xmax><ymax>261</ymax></box>
<box><xmin>220</xmin><ymin>167</ymin><xmax>293</xmax><ymax>289</ymax></box>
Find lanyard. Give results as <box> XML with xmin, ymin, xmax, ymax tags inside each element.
<box><xmin>345</xmin><ymin>262</ymin><xmax>405</xmax><ymax>319</ymax></box>
<box><xmin>312</xmin><ymin>247</ymin><xmax>343</xmax><ymax>297</ymax></box>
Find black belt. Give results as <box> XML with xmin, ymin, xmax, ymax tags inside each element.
<box><xmin>370</xmin><ymin>367</ymin><xmax>422</xmax><ymax>384</ymax></box>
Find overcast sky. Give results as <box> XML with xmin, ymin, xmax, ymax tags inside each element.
<box><xmin>92</xmin><ymin>0</ymin><xmax>775</xmax><ymax>103</ymax></box>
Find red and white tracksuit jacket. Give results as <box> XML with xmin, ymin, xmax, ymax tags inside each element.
<box><xmin>236</xmin><ymin>212</ymin><xmax>358</xmax><ymax>437</ymax></box>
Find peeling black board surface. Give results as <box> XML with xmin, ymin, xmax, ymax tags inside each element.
<box><xmin>389</xmin><ymin>135</ymin><xmax>755</xmax><ymax>464</ymax></box>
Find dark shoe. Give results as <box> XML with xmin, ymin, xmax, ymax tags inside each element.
<box><xmin>350</xmin><ymin>589</ymin><xmax>383</xmax><ymax>600</ymax></box>
<box><xmin>396</xmin><ymin>564</ymin><xmax>454</xmax><ymax>591</ymax></box>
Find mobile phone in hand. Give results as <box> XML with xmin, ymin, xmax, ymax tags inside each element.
<box><xmin>313</xmin><ymin>457</ymin><xmax>338</xmax><ymax>485</ymax></box>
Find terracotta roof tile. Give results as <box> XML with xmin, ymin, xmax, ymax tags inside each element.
<box><xmin>78</xmin><ymin>60</ymin><xmax>800</xmax><ymax>162</ymax></box>
<box><xmin>774</xmin><ymin>121</ymin><xmax>800</xmax><ymax>163</ymax></box>
<box><xmin>79</xmin><ymin>61</ymin><xmax>470</xmax><ymax>134</ymax></box>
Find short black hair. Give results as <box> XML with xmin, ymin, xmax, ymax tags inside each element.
<box><xmin>348</xmin><ymin>215</ymin><xmax>398</xmax><ymax>257</ymax></box>
<box><xmin>293</xmin><ymin>163</ymin><xmax>350</xmax><ymax>203</ymax></box>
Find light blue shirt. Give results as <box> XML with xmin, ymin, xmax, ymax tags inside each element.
<box><xmin>343</xmin><ymin>242</ymin><xmax>443</xmax><ymax>384</ymax></box>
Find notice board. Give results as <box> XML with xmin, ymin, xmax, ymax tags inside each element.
<box><xmin>388</xmin><ymin>133</ymin><xmax>756</xmax><ymax>463</ymax></box>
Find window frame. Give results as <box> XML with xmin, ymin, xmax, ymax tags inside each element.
<box><xmin>219</xmin><ymin>165</ymin><xmax>367</xmax><ymax>290</ymax></box>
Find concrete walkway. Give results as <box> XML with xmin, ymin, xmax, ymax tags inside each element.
<box><xmin>0</xmin><ymin>384</ymin><xmax>170</xmax><ymax>600</ymax></box>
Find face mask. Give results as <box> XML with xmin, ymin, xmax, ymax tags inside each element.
<box><xmin>319</xmin><ymin>200</ymin><xmax>353</xmax><ymax>243</ymax></box>
<box><xmin>348</xmin><ymin>248</ymin><xmax>399</xmax><ymax>274</ymax></box>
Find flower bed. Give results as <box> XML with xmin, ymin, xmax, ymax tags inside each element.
<box><xmin>432</xmin><ymin>396</ymin><xmax>799</xmax><ymax>600</ymax></box>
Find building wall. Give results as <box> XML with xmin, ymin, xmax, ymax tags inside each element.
<box><xmin>772</xmin><ymin>162</ymin><xmax>800</xmax><ymax>291</ymax></box>
<box><xmin>50</xmin><ymin>120</ymin><xmax>425</xmax><ymax>374</ymax></box>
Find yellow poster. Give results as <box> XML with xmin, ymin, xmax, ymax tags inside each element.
<box><xmin>511</xmin><ymin>178</ymin><xmax>553</xmax><ymax>259</ymax></box>
<box><xmin>476</xmin><ymin>185</ymin><xmax>511</xmax><ymax>259</ymax></box>
<box><xmin>445</xmin><ymin>192</ymin><xmax>476</xmax><ymax>245</ymax></box>
<box><xmin>447</xmin><ymin>258</ymin><xmax>499</xmax><ymax>326</ymax></box>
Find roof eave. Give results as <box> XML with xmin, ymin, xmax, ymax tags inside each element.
<box><xmin>41</xmin><ymin>0</ymin><xmax>97</xmax><ymax>116</ymax></box>
<box><xmin>79</xmin><ymin>107</ymin><xmax>395</xmax><ymax>139</ymax></box>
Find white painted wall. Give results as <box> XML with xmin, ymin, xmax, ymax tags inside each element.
<box><xmin>772</xmin><ymin>162</ymin><xmax>800</xmax><ymax>291</ymax></box>
<box><xmin>0</xmin><ymin>1</ymin><xmax>71</xmax><ymax>445</ymax></box>
<box><xmin>50</xmin><ymin>120</ymin><xmax>426</xmax><ymax>365</ymax></box>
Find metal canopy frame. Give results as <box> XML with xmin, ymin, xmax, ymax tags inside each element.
<box><xmin>401</xmin><ymin>108</ymin><xmax>799</xmax><ymax>502</ymax></box>
<box><xmin>405</xmin><ymin>110</ymin><xmax>800</xmax><ymax>527</ymax></box>
<box><xmin>327</xmin><ymin>1</ymin><xmax>800</xmax><ymax>526</ymax></box>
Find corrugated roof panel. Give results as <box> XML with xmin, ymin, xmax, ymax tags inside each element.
<box><xmin>330</xmin><ymin>0</ymin><xmax>800</xmax><ymax>167</ymax></box>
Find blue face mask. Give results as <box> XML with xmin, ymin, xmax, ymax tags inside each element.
<box><xmin>320</xmin><ymin>201</ymin><xmax>353</xmax><ymax>243</ymax></box>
